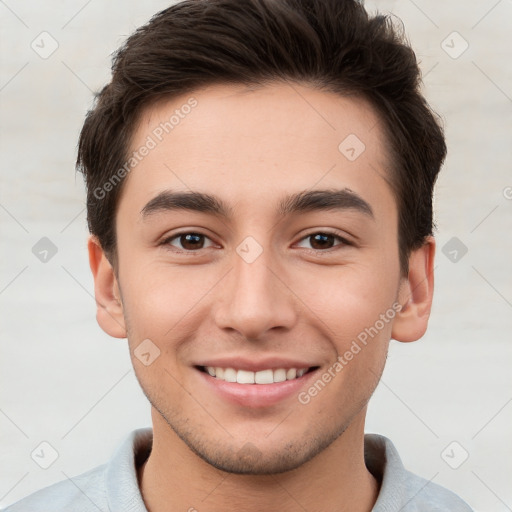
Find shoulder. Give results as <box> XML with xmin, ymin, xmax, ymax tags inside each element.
<box><xmin>398</xmin><ymin>467</ymin><xmax>474</xmax><ymax>512</ymax></box>
<box><xmin>2</xmin><ymin>464</ymin><xmax>107</xmax><ymax>512</ymax></box>
<box><xmin>365</xmin><ymin>433</ymin><xmax>474</xmax><ymax>512</ymax></box>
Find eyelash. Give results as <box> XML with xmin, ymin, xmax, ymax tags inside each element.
<box><xmin>160</xmin><ymin>230</ymin><xmax>353</xmax><ymax>254</ymax></box>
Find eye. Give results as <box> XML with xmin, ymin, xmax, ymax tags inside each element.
<box><xmin>162</xmin><ymin>232</ymin><xmax>216</xmax><ymax>251</ymax></box>
<box><xmin>296</xmin><ymin>231</ymin><xmax>351</xmax><ymax>251</ymax></box>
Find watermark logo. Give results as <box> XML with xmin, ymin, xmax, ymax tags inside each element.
<box><xmin>236</xmin><ymin>236</ymin><xmax>263</xmax><ymax>264</ymax></box>
<box><xmin>442</xmin><ymin>236</ymin><xmax>468</xmax><ymax>263</ymax></box>
<box><xmin>237</xmin><ymin>442</ymin><xmax>263</xmax><ymax>463</ymax></box>
<box><xmin>93</xmin><ymin>97</ymin><xmax>198</xmax><ymax>200</ymax></box>
<box><xmin>31</xmin><ymin>441</ymin><xmax>59</xmax><ymax>469</ymax></box>
<box><xmin>441</xmin><ymin>441</ymin><xmax>469</xmax><ymax>469</ymax></box>
<box><xmin>31</xmin><ymin>31</ymin><xmax>59</xmax><ymax>59</ymax></box>
<box><xmin>32</xmin><ymin>237</ymin><xmax>58</xmax><ymax>263</ymax></box>
<box><xmin>134</xmin><ymin>338</ymin><xmax>161</xmax><ymax>366</ymax></box>
<box><xmin>441</xmin><ymin>31</ymin><xmax>469</xmax><ymax>59</ymax></box>
<box><xmin>338</xmin><ymin>134</ymin><xmax>366</xmax><ymax>161</ymax></box>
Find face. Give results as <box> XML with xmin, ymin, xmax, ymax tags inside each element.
<box><xmin>92</xmin><ymin>82</ymin><xmax>430</xmax><ymax>475</ymax></box>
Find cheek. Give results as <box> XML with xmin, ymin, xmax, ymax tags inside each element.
<box><xmin>119</xmin><ymin>261</ymin><xmax>220</xmax><ymax>344</ymax></box>
<box><xmin>292</xmin><ymin>263</ymin><xmax>399</xmax><ymax>340</ymax></box>
<box><xmin>290</xmin><ymin>264</ymin><xmax>397</xmax><ymax>398</ymax></box>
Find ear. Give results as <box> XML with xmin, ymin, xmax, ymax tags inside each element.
<box><xmin>87</xmin><ymin>235</ymin><xmax>127</xmax><ymax>338</ymax></box>
<box><xmin>391</xmin><ymin>236</ymin><xmax>435</xmax><ymax>343</ymax></box>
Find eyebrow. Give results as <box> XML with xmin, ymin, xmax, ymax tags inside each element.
<box><xmin>140</xmin><ymin>188</ymin><xmax>374</xmax><ymax>220</ymax></box>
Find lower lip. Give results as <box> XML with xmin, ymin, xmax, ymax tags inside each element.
<box><xmin>196</xmin><ymin>368</ymin><xmax>319</xmax><ymax>408</ymax></box>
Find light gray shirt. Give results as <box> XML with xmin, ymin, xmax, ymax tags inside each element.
<box><xmin>3</xmin><ymin>428</ymin><xmax>473</xmax><ymax>511</ymax></box>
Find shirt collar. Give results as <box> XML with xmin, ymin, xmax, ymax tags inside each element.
<box><xmin>105</xmin><ymin>427</ymin><xmax>152</xmax><ymax>512</ymax></box>
<box><xmin>364</xmin><ymin>433</ymin><xmax>409</xmax><ymax>510</ymax></box>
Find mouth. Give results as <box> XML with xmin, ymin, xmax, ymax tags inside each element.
<box><xmin>193</xmin><ymin>358</ymin><xmax>322</xmax><ymax>407</ymax></box>
<box><xmin>197</xmin><ymin>365</ymin><xmax>319</xmax><ymax>384</ymax></box>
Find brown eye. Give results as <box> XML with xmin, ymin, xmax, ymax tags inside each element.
<box><xmin>296</xmin><ymin>232</ymin><xmax>350</xmax><ymax>251</ymax></box>
<box><xmin>164</xmin><ymin>232</ymin><xmax>215</xmax><ymax>251</ymax></box>
<box><xmin>310</xmin><ymin>233</ymin><xmax>336</xmax><ymax>250</ymax></box>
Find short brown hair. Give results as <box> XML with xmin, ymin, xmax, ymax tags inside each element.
<box><xmin>77</xmin><ymin>0</ymin><xmax>446</xmax><ymax>274</ymax></box>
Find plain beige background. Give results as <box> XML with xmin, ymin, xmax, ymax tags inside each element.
<box><xmin>1</xmin><ymin>1</ymin><xmax>511</xmax><ymax>510</ymax></box>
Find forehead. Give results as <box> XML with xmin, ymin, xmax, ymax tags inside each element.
<box><xmin>120</xmin><ymin>82</ymin><xmax>395</xmax><ymax>221</ymax></box>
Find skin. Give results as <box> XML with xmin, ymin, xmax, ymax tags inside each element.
<box><xmin>88</xmin><ymin>82</ymin><xmax>435</xmax><ymax>512</ymax></box>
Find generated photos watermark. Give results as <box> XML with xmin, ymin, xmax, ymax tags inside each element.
<box><xmin>298</xmin><ymin>301</ymin><xmax>402</xmax><ymax>405</ymax></box>
<box><xmin>93</xmin><ymin>97</ymin><xmax>198</xmax><ymax>200</ymax></box>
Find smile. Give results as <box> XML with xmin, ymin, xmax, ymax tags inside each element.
<box><xmin>201</xmin><ymin>366</ymin><xmax>315</xmax><ymax>384</ymax></box>
<box><xmin>195</xmin><ymin>363</ymin><xmax>321</xmax><ymax>407</ymax></box>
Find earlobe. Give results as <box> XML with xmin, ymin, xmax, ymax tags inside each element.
<box><xmin>391</xmin><ymin>236</ymin><xmax>435</xmax><ymax>343</ymax></box>
<box><xmin>87</xmin><ymin>235</ymin><xmax>127</xmax><ymax>339</ymax></box>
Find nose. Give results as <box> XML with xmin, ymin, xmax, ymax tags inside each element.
<box><xmin>213</xmin><ymin>243</ymin><xmax>298</xmax><ymax>341</ymax></box>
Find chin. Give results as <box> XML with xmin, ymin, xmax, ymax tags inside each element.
<box><xmin>160</xmin><ymin>407</ymin><xmax>349</xmax><ymax>475</ymax></box>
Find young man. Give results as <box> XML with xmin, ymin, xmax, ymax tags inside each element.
<box><xmin>5</xmin><ymin>0</ymin><xmax>473</xmax><ymax>510</ymax></box>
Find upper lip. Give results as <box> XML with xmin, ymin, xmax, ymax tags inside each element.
<box><xmin>194</xmin><ymin>357</ymin><xmax>319</xmax><ymax>372</ymax></box>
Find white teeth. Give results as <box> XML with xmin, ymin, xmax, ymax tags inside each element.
<box><xmin>273</xmin><ymin>368</ymin><xmax>287</xmax><ymax>383</ymax></box>
<box><xmin>223</xmin><ymin>368</ymin><xmax>237</xmax><ymax>382</ymax></box>
<box><xmin>286</xmin><ymin>368</ymin><xmax>297</xmax><ymax>380</ymax></box>
<box><xmin>236</xmin><ymin>369</ymin><xmax>255</xmax><ymax>384</ymax></box>
<box><xmin>255</xmin><ymin>369</ymin><xmax>273</xmax><ymax>384</ymax></box>
<box><xmin>204</xmin><ymin>366</ymin><xmax>310</xmax><ymax>384</ymax></box>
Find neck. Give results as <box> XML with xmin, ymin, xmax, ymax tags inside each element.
<box><xmin>139</xmin><ymin>408</ymin><xmax>379</xmax><ymax>512</ymax></box>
